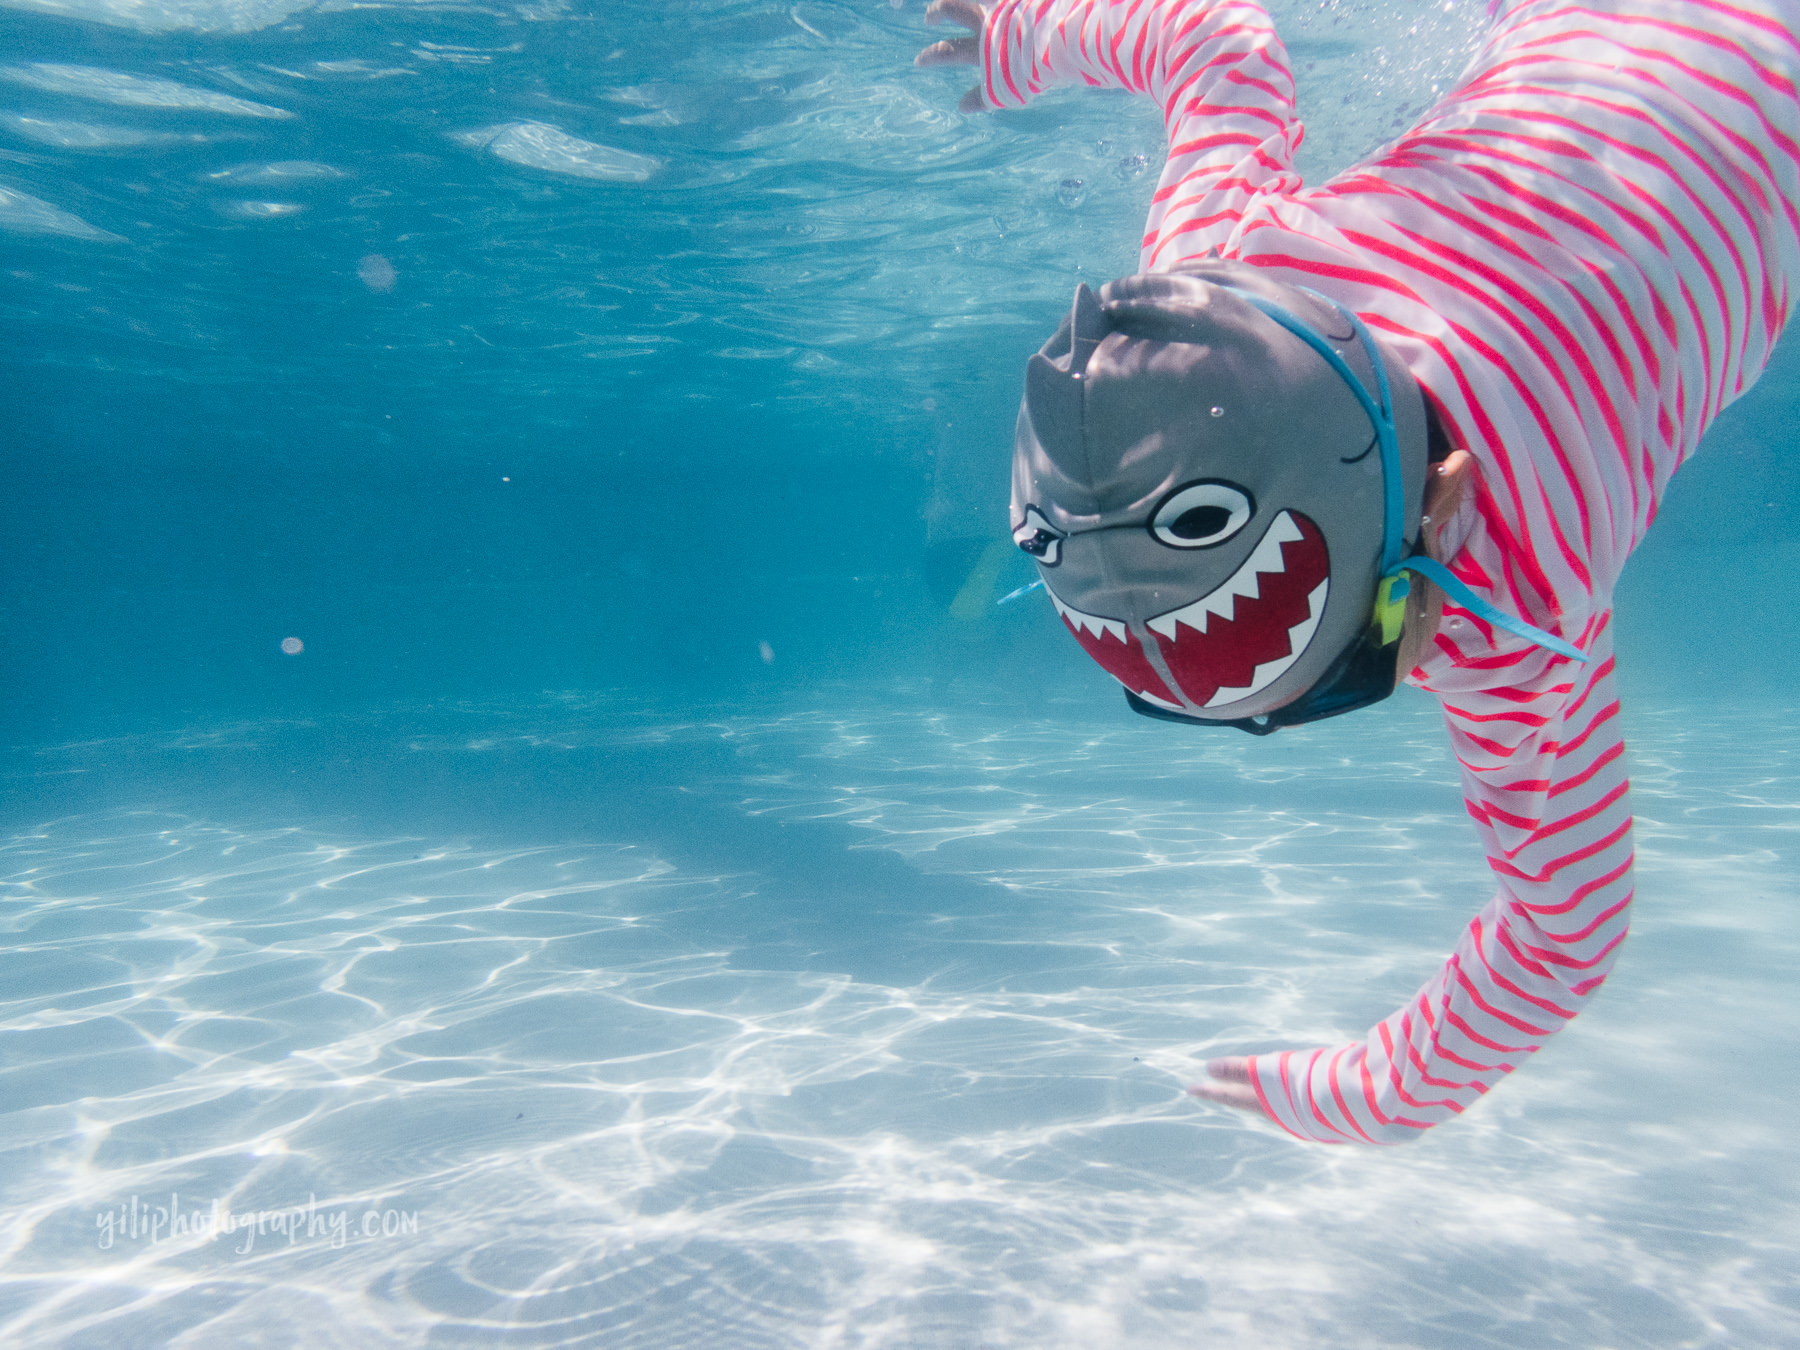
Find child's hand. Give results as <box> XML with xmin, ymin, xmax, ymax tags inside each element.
<box><xmin>914</xmin><ymin>0</ymin><xmax>991</xmax><ymax>113</ymax></box>
<box><xmin>1187</xmin><ymin>1057</ymin><xmax>1269</xmax><ymax>1115</ymax></box>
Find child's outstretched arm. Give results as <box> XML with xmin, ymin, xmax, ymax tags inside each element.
<box><xmin>1197</xmin><ymin>626</ymin><xmax>1638</xmax><ymax>1143</ymax></box>
<box><xmin>917</xmin><ymin>0</ymin><xmax>1304</xmax><ymax>267</ymax></box>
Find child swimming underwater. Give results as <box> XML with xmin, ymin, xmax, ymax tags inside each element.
<box><xmin>916</xmin><ymin>0</ymin><xmax>1800</xmax><ymax>1143</ymax></box>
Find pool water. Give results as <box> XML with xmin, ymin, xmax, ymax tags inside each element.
<box><xmin>3</xmin><ymin>0</ymin><xmax>1798</xmax><ymax>1345</ymax></box>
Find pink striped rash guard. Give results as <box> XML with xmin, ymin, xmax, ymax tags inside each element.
<box><xmin>979</xmin><ymin>0</ymin><xmax>1800</xmax><ymax>1142</ymax></box>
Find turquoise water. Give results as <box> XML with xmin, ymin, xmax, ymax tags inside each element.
<box><xmin>3</xmin><ymin>1</ymin><xmax>1798</xmax><ymax>1345</ymax></box>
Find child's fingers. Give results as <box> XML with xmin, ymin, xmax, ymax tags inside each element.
<box><xmin>925</xmin><ymin>0</ymin><xmax>988</xmax><ymax>32</ymax></box>
<box><xmin>1187</xmin><ymin>1056</ymin><xmax>1264</xmax><ymax>1112</ymax></box>
<box><xmin>915</xmin><ymin>37</ymin><xmax>980</xmax><ymax>67</ymax></box>
<box><xmin>915</xmin><ymin>2</ymin><xmax>990</xmax><ymax>112</ymax></box>
<box><xmin>1204</xmin><ymin>1056</ymin><xmax>1254</xmax><ymax>1083</ymax></box>
<box><xmin>1187</xmin><ymin>1078</ymin><xmax>1262</xmax><ymax>1111</ymax></box>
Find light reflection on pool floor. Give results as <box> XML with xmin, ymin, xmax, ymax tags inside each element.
<box><xmin>1</xmin><ymin>692</ymin><xmax>1796</xmax><ymax>1347</ymax></box>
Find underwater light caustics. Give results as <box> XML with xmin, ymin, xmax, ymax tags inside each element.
<box><xmin>0</xmin><ymin>185</ymin><xmax>125</xmax><ymax>241</ymax></box>
<box><xmin>456</xmin><ymin>122</ymin><xmax>661</xmax><ymax>182</ymax></box>
<box><xmin>0</xmin><ymin>63</ymin><xmax>293</xmax><ymax>117</ymax></box>
<box><xmin>1047</xmin><ymin>510</ymin><xmax>1331</xmax><ymax>711</ymax></box>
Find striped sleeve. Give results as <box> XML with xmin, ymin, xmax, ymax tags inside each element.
<box><xmin>980</xmin><ymin>0</ymin><xmax>1304</xmax><ymax>266</ymax></box>
<box><xmin>1249</xmin><ymin>624</ymin><xmax>1634</xmax><ymax>1143</ymax></box>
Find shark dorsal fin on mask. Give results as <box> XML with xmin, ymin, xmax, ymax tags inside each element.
<box><xmin>1066</xmin><ymin>281</ymin><xmax>1105</xmax><ymax>376</ymax></box>
<box><xmin>1023</xmin><ymin>284</ymin><xmax>1108</xmax><ymax>484</ymax></box>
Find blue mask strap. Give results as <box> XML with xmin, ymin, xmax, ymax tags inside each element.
<box><xmin>1389</xmin><ymin>556</ymin><xmax>1588</xmax><ymax>662</ymax></box>
<box><xmin>1224</xmin><ymin>289</ymin><xmax>1403</xmax><ymax>573</ymax></box>
<box><xmin>1223</xmin><ymin>284</ymin><xmax>1587</xmax><ymax>665</ymax></box>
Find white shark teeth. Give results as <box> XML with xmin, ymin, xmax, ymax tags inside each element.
<box><xmin>1147</xmin><ymin>511</ymin><xmax>1306</xmax><ymax>640</ymax></box>
<box><xmin>1047</xmin><ymin>588</ymin><xmax>1127</xmax><ymax>643</ymax></box>
<box><xmin>1202</xmin><ymin>579</ymin><xmax>1330</xmax><ymax>707</ymax></box>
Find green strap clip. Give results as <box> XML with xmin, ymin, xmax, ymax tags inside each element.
<box><xmin>1374</xmin><ymin>573</ymin><xmax>1410</xmax><ymax>647</ymax></box>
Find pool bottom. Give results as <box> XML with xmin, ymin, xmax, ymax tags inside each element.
<box><xmin>1</xmin><ymin>691</ymin><xmax>1795</xmax><ymax>1348</ymax></box>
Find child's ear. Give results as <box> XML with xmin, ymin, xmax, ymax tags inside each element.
<box><xmin>1421</xmin><ymin>450</ymin><xmax>1476</xmax><ymax>563</ymax></box>
<box><xmin>1396</xmin><ymin>451</ymin><xmax>1478</xmax><ymax>679</ymax></box>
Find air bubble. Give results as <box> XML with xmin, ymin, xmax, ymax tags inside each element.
<box><xmin>1114</xmin><ymin>153</ymin><xmax>1150</xmax><ymax>182</ymax></box>
<box><xmin>1056</xmin><ymin>178</ymin><xmax>1087</xmax><ymax>209</ymax></box>
<box><xmin>358</xmin><ymin>253</ymin><xmax>397</xmax><ymax>292</ymax></box>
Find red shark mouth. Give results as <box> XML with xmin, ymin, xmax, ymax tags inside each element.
<box><xmin>1043</xmin><ymin>510</ymin><xmax>1332</xmax><ymax>714</ymax></box>
<box><xmin>1044</xmin><ymin>589</ymin><xmax>1184</xmax><ymax>710</ymax></box>
<box><xmin>1147</xmin><ymin>510</ymin><xmax>1330</xmax><ymax>708</ymax></box>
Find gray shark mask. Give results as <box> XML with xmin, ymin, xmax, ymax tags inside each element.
<box><xmin>1010</xmin><ymin>261</ymin><xmax>1429</xmax><ymax>725</ymax></box>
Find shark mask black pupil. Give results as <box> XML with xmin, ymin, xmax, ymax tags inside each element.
<box><xmin>1172</xmin><ymin>506</ymin><xmax>1231</xmax><ymax>539</ymax></box>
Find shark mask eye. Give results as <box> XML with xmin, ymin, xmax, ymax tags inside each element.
<box><xmin>1149</xmin><ymin>480</ymin><xmax>1255</xmax><ymax>549</ymax></box>
<box><xmin>1013</xmin><ymin>506</ymin><xmax>1064</xmax><ymax>566</ymax></box>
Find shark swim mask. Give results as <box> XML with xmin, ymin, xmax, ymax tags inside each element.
<box><xmin>1010</xmin><ymin>261</ymin><xmax>1432</xmax><ymax>734</ymax></box>
<box><xmin>1011</xmin><ymin>261</ymin><xmax>1587</xmax><ymax>733</ymax></box>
